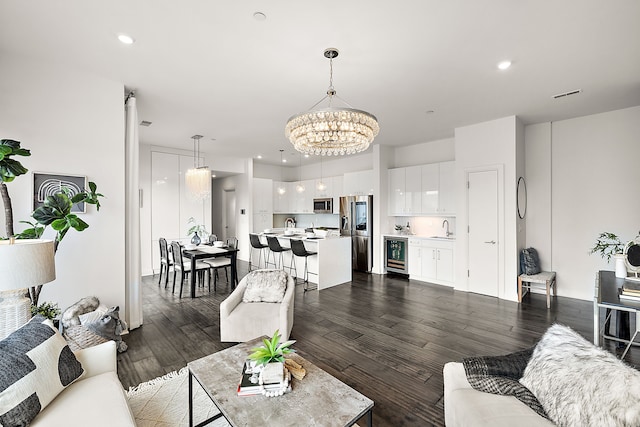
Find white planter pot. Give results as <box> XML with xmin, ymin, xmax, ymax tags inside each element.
<box><xmin>614</xmin><ymin>254</ymin><xmax>627</xmax><ymax>278</ymax></box>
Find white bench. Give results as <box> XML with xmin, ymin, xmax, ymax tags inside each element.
<box><xmin>518</xmin><ymin>271</ymin><xmax>556</xmax><ymax>308</ymax></box>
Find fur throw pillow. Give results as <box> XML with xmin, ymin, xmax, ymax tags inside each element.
<box><xmin>242</xmin><ymin>269</ymin><xmax>288</xmax><ymax>303</ymax></box>
<box><xmin>520</xmin><ymin>323</ymin><xmax>640</xmax><ymax>426</ymax></box>
<box><xmin>60</xmin><ymin>296</ymin><xmax>100</xmax><ymax>329</ymax></box>
<box><xmin>84</xmin><ymin>306</ymin><xmax>128</xmax><ymax>352</ymax></box>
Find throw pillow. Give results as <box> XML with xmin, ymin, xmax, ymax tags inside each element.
<box><xmin>0</xmin><ymin>315</ymin><xmax>85</xmax><ymax>426</ymax></box>
<box><xmin>242</xmin><ymin>269</ymin><xmax>288</xmax><ymax>303</ymax></box>
<box><xmin>520</xmin><ymin>323</ymin><xmax>640</xmax><ymax>426</ymax></box>
<box><xmin>520</xmin><ymin>247</ymin><xmax>541</xmax><ymax>275</ymax></box>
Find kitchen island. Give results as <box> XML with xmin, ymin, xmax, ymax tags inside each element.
<box><xmin>258</xmin><ymin>231</ymin><xmax>351</xmax><ymax>290</ymax></box>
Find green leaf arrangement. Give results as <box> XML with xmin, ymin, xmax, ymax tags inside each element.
<box><xmin>248</xmin><ymin>330</ymin><xmax>296</xmax><ymax>366</ymax></box>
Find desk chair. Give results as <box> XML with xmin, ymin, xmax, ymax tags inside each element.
<box><xmin>170</xmin><ymin>241</ymin><xmax>211</xmax><ymax>297</ymax></box>
<box><xmin>289</xmin><ymin>239</ymin><xmax>317</xmax><ymax>292</ymax></box>
<box><xmin>249</xmin><ymin>233</ymin><xmax>268</xmax><ymax>271</ymax></box>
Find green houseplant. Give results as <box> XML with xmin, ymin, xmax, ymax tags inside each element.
<box><xmin>248</xmin><ymin>330</ymin><xmax>296</xmax><ymax>366</ymax></box>
<box><xmin>0</xmin><ymin>138</ymin><xmax>104</xmax><ymax>305</ymax></box>
<box><xmin>590</xmin><ymin>232</ymin><xmax>624</xmax><ymax>262</ymax></box>
<box><xmin>30</xmin><ymin>301</ymin><xmax>61</xmax><ymax>320</ymax></box>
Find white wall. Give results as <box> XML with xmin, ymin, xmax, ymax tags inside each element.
<box><xmin>526</xmin><ymin>106</ymin><xmax>640</xmax><ymax>300</ymax></box>
<box><xmin>454</xmin><ymin>116</ymin><xmax>520</xmax><ymax>301</ymax></box>
<box><xmin>0</xmin><ymin>54</ymin><xmax>126</xmax><ymax>313</ymax></box>
<box><xmin>253</xmin><ymin>152</ymin><xmax>373</xmax><ymax>183</ymax></box>
<box><xmin>393</xmin><ymin>137</ymin><xmax>455</xmax><ymax>168</ymax></box>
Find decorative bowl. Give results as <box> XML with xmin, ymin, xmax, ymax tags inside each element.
<box><xmin>185</xmin><ymin>243</ymin><xmax>197</xmax><ymax>250</ymax></box>
<box><xmin>306</xmin><ymin>232</ymin><xmax>315</xmax><ymax>238</ymax></box>
<box><xmin>284</xmin><ymin>229</ymin><xmax>295</xmax><ymax>236</ymax></box>
<box><xmin>214</xmin><ymin>241</ymin><xmax>225</xmax><ymax>248</ymax></box>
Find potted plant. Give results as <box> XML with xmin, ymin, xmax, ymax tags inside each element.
<box><xmin>590</xmin><ymin>232</ymin><xmax>627</xmax><ymax>278</ymax></box>
<box><xmin>187</xmin><ymin>216</ymin><xmax>208</xmax><ymax>245</ymax></box>
<box><xmin>248</xmin><ymin>329</ymin><xmax>296</xmax><ymax>366</ymax></box>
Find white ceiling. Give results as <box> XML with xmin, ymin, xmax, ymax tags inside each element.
<box><xmin>1</xmin><ymin>1</ymin><xmax>639</xmax><ymax>166</ymax></box>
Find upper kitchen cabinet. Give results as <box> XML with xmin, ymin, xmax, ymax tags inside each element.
<box><xmin>272</xmin><ymin>181</ymin><xmax>288</xmax><ymax>213</ymax></box>
<box><xmin>332</xmin><ymin>175</ymin><xmax>343</xmax><ymax>214</ymax></box>
<box><xmin>389</xmin><ymin>161</ymin><xmax>456</xmax><ymax>217</ymax></box>
<box><xmin>343</xmin><ymin>170</ymin><xmax>373</xmax><ymax>196</ymax></box>
<box><xmin>253</xmin><ymin>178</ymin><xmax>273</xmax><ymax>213</ymax></box>
<box><xmin>388</xmin><ymin>166</ymin><xmax>421</xmax><ymax>215</ymax></box>
<box><xmin>437</xmin><ymin>161</ymin><xmax>456</xmax><ymax>215</ymax></box>
<box><xmin>313</xmin><ymin>177</ymin><xmax>333</xmax><ymax>198</ymax></box>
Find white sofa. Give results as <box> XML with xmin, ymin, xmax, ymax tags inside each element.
<box><xmin>31</xmin><ymin>340</ymin><xmax>136</xmax><ymax>426</ymax></box>
<box><xmin>443</xmin><ymin>362</ymin><xmax>553</xmax><ymax>426</ymax></box>
<box><xmin>220</xmin><ymin>270</ymin><xmax>295</xmax><ymax>342</ymax></box>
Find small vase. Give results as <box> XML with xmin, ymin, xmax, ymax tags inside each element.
<box><xmin>614</xmin><ymin>254</ymin><xmax>627</xmax><ymax>278</ymax></box>
<box><xmin>191</xmin><ymin>232</ymin><xmax>201</xmax><ymax>246</ymax></box>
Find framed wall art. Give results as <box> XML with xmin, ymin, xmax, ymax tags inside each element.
<box><xmin>33</xmin><ymin>172</ymin><xmax>87</xmax><ymax>213</ymax></box>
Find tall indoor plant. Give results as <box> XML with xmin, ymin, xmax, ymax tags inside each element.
<box><xmin>0</xmin><ymin>138</ymin><xmax>104</xmax><ymax>304</ymax></box>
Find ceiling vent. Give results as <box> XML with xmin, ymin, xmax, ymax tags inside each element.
<box><xmin>140</xmin><ymin>120</ymin><xmax>152</xmax><ymax>127</ymax></box>
<box><xmin>552</xmin><ymin>89</ymin><xmax>582</xmax><ymax>99</ymax></box>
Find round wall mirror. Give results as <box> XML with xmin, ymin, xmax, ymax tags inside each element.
<box><xmin>517</xmin><ymin>177</ymin><xmax>527</xmax><ymax>219</ymax></box>
<box><xmin>625</xmin><ymin>238</ymin><xmax>640</xmax><ymax>276</ymax></box>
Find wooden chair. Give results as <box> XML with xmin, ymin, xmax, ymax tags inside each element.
<box><xmin>170</xmin><ymin>241</ymin><xmax>211</xmax><ymax>297</ymax></box>
<box><xmin>518</xmin><ymin>271</ymin><xmax>556</xmax><ymax>309</ymax></box>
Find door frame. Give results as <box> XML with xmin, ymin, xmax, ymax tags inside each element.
<box><xmin>465</xmin><ymin>164</ymin><xmax>505</xmax><ymax>299</ymax></box>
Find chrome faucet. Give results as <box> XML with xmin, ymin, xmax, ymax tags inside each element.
<box><xmin>442</xmin><ymin>219</ymin><xmax>452</xmax><ymax>237</ymax></box>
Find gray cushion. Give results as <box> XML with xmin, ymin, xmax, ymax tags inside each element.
<box><xmin>242</xmin><ymin>269</ymin><xmax>288</xmax><ymax>303</ymax></box>
<box><xmin>520</xmin><ymin>323</ymin><xmax>640</xmax><ymax>426</ymax></box>
<box><xmin>520</xmin><ymin>248</ymin><xmax>541</xmax><ymax>275</ymax></box>
<box><xmin>0</xmin><ymin>315</ymin><xmax>85</xmax><ymax>426</ymax></box>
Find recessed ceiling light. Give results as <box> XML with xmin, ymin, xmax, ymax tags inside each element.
<box><xmin>282</xmin><ymin>158</ymin><xmax>287</xmax><ymax>163</ymax></box>
<box><xmin>211</xmin><ymin>174</ymin><xmax>216</xmax><ymax>178</ymax></box>
<box><xmin>304</xmin><ymin>154</ymin><xmax>309</xmax><ymax>158</ymax></box>
<box><xmin>497</xmin><ymin>60</ymin><xmax>512</xmax><ymax>70</ymax></box>
<box><xmin>257</xmin><ymin>155</ymin><xmax>262</xmax><ymax>159</ymax></box>
<box><xmin>253</xmin><ymin>12</ymin><xmax>266</xmax><ymax>21</ymax></box>
<box><xmin>117</xmin><ymin>34</ymin><xmax>135</xmax><ymax>45</ymax></box>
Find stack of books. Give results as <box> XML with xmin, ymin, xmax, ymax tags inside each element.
<box><xmin>237</xmin><ymin>360</ymin><xmax>291</xmax><ymax>396</ymax></box>
<box><xmin>620</xmin><ymin>281</ymin><xmax>640</xmax><ymax>302</ymax></box>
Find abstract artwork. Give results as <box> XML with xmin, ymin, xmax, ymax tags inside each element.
<box><xmin>33</xmin><ymin>172</ymin><xmax>87</xmax><ymax>213</ymax></box>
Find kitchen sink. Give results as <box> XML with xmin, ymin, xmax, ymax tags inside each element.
<box><xmin>429</xmin><ymin>236</ymin><xmax>455</xmax><ymax>239</ymax></box>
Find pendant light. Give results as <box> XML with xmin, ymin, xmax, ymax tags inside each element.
<box><xmin>277</xmin><ymin>150</ymin><xmax>286</xmax><ymax>195</ymax></box>
<box><xmin>285</xmin><ymin>48</ymin><xmax>379</xmax><ymax>156</ymax></box>
<box><xmin>185</xmin><ymin>135</ymin><xmax>211</xmax><ymax>200</ymax></box>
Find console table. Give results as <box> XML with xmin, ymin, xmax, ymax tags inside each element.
<box><xmin>594</xmin><ymin>270</ymin><xmax>638</xmax><ymax>359</ymax></box>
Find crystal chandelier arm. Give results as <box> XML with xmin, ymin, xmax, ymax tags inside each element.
<box><xmin>307</xmin><ymin>94</ymin><xmax>330</xmax><ymax>111</ymax></box>
<box><xmin>332</xmin><ymin>94</ymin><xmax>356</xmax><ymax>109</ymax></box>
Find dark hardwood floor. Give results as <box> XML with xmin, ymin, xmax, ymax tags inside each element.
<box><xmin>117</xmin><ymin>263</ymin><xmax>638</xmax><ymax>426</ymax></box>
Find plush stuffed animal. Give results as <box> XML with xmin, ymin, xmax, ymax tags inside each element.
<box><xmin>85</xmin><ymin>306</ymin><xmax>128</xmax><ymax>352</ymax></box>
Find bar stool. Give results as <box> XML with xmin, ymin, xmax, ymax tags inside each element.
<box><xmin>249</xmin><ymin>233</ymin><xmax>268</xmax><ymax>271</ymax></box>
<box><xmin>290</xmin><ymin>239</ymin><xmax>317</xmax><ymax>292</ymax></box>
<box><xmin>266</xmin><ymin>236</ymin><xmax>292</xmax><ymax>272</ymax></box>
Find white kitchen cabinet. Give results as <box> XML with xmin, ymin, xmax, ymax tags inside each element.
<box><xmin>313</xmin><ymin>177</ymin><xmax>333</xmax><ymax>198</ymax></box>
<box><xmin>438</xmin><ymin>161</ymin><xmax>456</xmax><ymax>215</ymax></box>
<box><xmin>343</xmin><ymin>170</ymin><xmax>373</xmax><ymax>195</ymax></box>
<box><xmin>388</xmin><ymin>166</ymin><xmax>422</xmax><ymax>215</ymax></box>
<box><xmin>291</xmin><ymin>180</ymin><xmax>314</xmax><ymax>213</ymax></box>
<box><xmin>420</xmin><ymin>163</ymin><xmax>439</xmax><ymax>213</ymax></box>
<box><xmin>332</xmin><ymin>175</ymin><xmax>343</xmax><ymax>213</ymax></box>
<box><xmin>253</xmin><ymin>178</ymin><xmax>273</xmax><ymax>213</ymax></box>
<box><xmin>407</xmin><ymin>237</ymin><xmax>454</xmax><ymax>286</ymax></box>
<box><xmin>253</xmin><ymin>213</ymin><xmax>272</xmax><ymax>233</ymax></box>
<box><xmin>272</xmin><ymin>181</ymin><xmax>288</xmax><ymax>213</ymax></box>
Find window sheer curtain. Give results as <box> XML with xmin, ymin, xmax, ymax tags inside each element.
<box><xmin>125</xmin><ymin>92</ymin><xmax>142</xmax><ymax>329</ymax></box>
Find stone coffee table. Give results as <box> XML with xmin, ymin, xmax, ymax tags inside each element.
<box><xmin>188</xmin><ymin>337</ymin><xmax>374</xmax><ymax>427</ymax></box>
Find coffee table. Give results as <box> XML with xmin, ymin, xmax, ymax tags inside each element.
<box><xmin>188</xmin><ymin>337</ymin><xmax>374</xmax><ymax>427</ymax></box>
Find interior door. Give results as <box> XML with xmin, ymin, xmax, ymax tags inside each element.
<box><xmin>468</xmin><ymin>170</ymin><xmax>499</xmax><ymax>296</ymax></box>
<box><xmin>224</xmin><ymin>189</ymin><xmax>236</xmax><ymax>241</ymax></box>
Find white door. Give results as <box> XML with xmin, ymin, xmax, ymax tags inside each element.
<box><xmin>224</xmin><ymin>189</ymin><xmax>236</xmax><ymax>241</ymax></box>
<box><xmin>468</xmin><ymin>170</ymin><xmax>499</xmax><ymax>296</ymax></box>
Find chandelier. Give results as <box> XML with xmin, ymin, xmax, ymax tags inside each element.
<box><xmin>185</xmin><ymin>135</ymin><xmax>211</xmax><ymax>200</ymax></box>
<box><xmin>285</xmin><ymin>48</ymin><xmax>379</xmax><ymax>156</ymax></box>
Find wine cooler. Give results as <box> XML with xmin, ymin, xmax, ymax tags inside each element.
<box><xmin>384</xmin><ymin>236</ymin><xmax>408</xmax><ymax>275</ymax></box>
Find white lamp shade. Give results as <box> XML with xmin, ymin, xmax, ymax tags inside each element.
<box><xmin>0</xmin><ymin>239</ymin><xmax>56</xmax><ymax>291</ymax></box>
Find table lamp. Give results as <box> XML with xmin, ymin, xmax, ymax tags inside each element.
<box><xmin>0</xmin><ymin>238</ymin><xmax>56</xmax><ymax>340</ymax></box>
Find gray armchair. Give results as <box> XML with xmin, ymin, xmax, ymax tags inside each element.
<box><xmin>220</xmin><ymin>269</ymin><xmax>295</xmax><ymax>342</ymax></box>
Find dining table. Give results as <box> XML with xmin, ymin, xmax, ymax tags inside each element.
<box><xmin>182</xmin><ymin>244</ymin><xmax>239</xmax><ymax>298</ymax></box>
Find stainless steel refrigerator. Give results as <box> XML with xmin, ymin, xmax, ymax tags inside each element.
<box><xmin>340</xmin><ymin>195</ymin><xmax>373</xmax><ymax>272</ymax></box>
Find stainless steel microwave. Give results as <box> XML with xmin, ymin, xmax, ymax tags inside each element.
<box><xmin>313</xmin><ymin>198</ymin><xmax>333</xmax><ymax>214</ymax></box>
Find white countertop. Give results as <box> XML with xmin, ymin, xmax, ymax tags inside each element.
<box><xmin>382</xmin><ymin>233</ymin><xmax>456</xmax><ymax>241</ymax></box>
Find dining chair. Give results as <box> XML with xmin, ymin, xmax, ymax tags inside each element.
<box><xmin>249</xmin><ymin>233</ymin><xmax>268</xmax><ymax>271</ymax></box>
<box><xmin>158</xmin><ymin>237</ymin><xmax>173</xmax><ymax>288</ymax></box>
<box><xmin>208</xmin><ymin>234</ymin><xmax>218</xmax><ymax>244</ymax></box>
<box><xmin>202</xmin><ymin>237</ymin><xmax>237</xmax><ymax>291</ymax></box>
<box><xmin>170</xmin><ymin>241</ymin><xmax>211</xmax><ymax>298</ymax></box>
